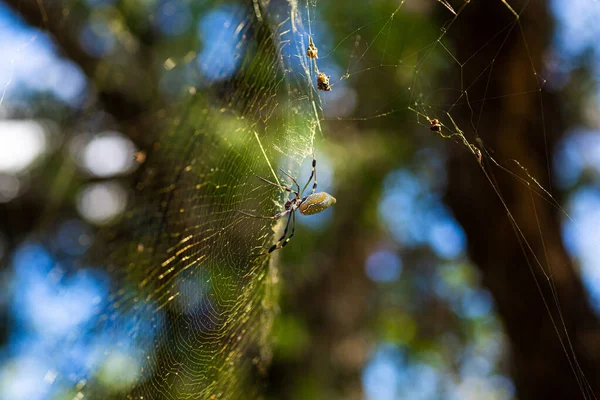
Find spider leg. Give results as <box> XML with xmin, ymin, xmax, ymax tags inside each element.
<box><xmin>266</xmin><ymin>211</ymin><xmax>297</xmax><ymax>254</ymax></box>
<box><xmin>278</xmin><ymin>168</ymin><xmax>301</xmax><ymax>193</ymax></box>
<box><xmin>301</xmin><ymin>153</ymin><xmax>317</xmax><ymax>194</ymax></box>
<box><xmin>255</xmin><ymin>175</ymin><xmax>298</xmax><ymax>195</ymax></box>
<box><xmin>266</xmin><ymin>211</ymin><xmax>294</xmax><ymax>254</ymax></box>
<box><xmin>280</xmin><ymin>212</ymin><xmax>296</xmax><ymax>249</ymax></box>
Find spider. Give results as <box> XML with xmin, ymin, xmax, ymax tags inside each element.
<box><xmin>471</xmin><ymin>144</ymin><xmax>483</xmax><ymax>164</ymax></box>
<box><xmin>307</xmin><ymin>37</ymin><xmax>318</xmax><ymax>59</ymax></box>
<box><xmin>429</xmin><ymin>118</ymin><xmax>441</xmax><ymax>132</ymax></box>
<box><xmin>317</xmin><ymin>72</ymin><xmax>331</xmax><ymax>91</ymax></box>
<box><xmin>474</xmin><ymin>147</ymin><xmax>483</xmax><ymax>164</ymax></box>
<box><xmin>239</xmin><ymin>155</ymin><xmax>336</xmax><ymax>255</ymax></box>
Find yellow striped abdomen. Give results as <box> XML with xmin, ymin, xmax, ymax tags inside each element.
<box><xmin>299</xmin><ymin>192</ymin><xmax>336</xmax><ymax>215</ymax></box>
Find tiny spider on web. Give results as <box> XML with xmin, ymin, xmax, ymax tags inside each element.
<box><xmin>307</xmin><ymin>37</ymin><xmax>318</xmax><ymax>59</ymax></box>
<box><xmin>471</xmin><ymin>144</ymin><xmax>483</xmax><ymax>164</ymax></box>
<box><xmin>239</xmin><ymin>155</ymin><xmax>336</xmax><ymax>255</ymax></box>
<box><xmin>317</xmin><ymin>72</ymin><xmax>331</xmax><ymax>91</ymax></box>
<box><xmin>429</xmin><ymin>118</ymin><xmax>441</xmax><ymax>132</ymax></box>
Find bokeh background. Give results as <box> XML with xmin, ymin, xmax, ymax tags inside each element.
<box><xmin>0</xmin><ymin>0</ymin><xmax>599</xmax><ymax>399</ymax></box>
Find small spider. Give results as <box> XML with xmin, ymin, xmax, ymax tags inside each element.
<box><xmin>317</xmin><ymin>72</ymin><xmax>331</xmax><ymax>91</ymax></box>
<box><xmin>307</xmin><ymin>37</ymin><xmax>318</xmax><ymax>59</ymax></box>
<box><xmin>475</xmin><ymin>147</ymin><xmax>483</xmax><ymax>164</ymax></box>
<box><xmin>472</xmin><ymin>145</ymin><xmax>483</xmax><ymax>164</ymax></box>
<box><xmin>429</xmin><ymin>118</ymin><xmax>441</xmax><ymax>132</ymax></box>
<box><xmin>239</xmin><ymin>156</ymin><xmax>336</xmax><ymax>255</ymax></box>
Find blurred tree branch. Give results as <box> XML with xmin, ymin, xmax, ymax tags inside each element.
<box><xmin>442</xmin><ymin>0</ymin><xmax>600</xmax><ymax>398</ymax></box>
<box><xmin>3</xmin><ymin>0</ymin><xmax>159</xmax><ymax>121</ymax></box>
<box><xmin>0</xmin><ymin>0</ymin><xmax>162</xmax><ymax>266</ymax></box>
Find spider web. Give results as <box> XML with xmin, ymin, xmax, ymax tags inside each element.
<box><xmin>315</xmin><ymin>0</ymin><xmax>597</xmax><ymax>399</ymax></box>
<box><xmin>22</xmin><ymin>1</ymin><xmax>326</xmax><ymax>398</ymax></box>
<box><xmin>0</xmin><ymin>0</ymin><xmax>598</xmax><ymax>399</ymax></box>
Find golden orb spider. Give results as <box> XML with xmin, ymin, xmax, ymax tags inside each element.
<box><xmin>239</xmin><ymin>156</ymin><xmax>336</xmax><ymax>255</ymax></box>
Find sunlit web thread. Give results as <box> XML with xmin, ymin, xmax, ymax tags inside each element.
<box><xmin>404</xmin><ymin>7</ymin><xmax>584</xmax><ymax>398</ymax></box>
<box><xmin>318</xmin><ymin>0</ymin><xmax>595</xmax><ymax>398</ymax></box>
<box><xmin>317</xmin><ymin>0</ymin><xmax>479</xmax><ymax>120</ymax></box>
<box><xmin>404</xmin><ymin>3</ymin><xmax>556</xmax><ymax>213</ymax></box>
<box><xmin>345</xmin><ymin>0</ymin><xmax>513</xmax><ymax>123</ymax></box>
<box><xmin>407</xmin><ymin>103</ymin><xmax>597</xmax><ymax>399</ymax></box>
<box><xmin>425</xmin><ymin>3</ymin><xmax>591</xmax><ymax>394</ymax></box>
<box><xmin>306</xmin><ymin>2</ymin><xmax>597</xmax><ymax>396</ymax></box>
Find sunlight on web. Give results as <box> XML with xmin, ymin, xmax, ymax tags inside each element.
<box><xmin>76</xmin><ymin>3</ymin><xmax>327</xmax><ymax>398</ymax></box>
<box><xmin>0</xmin><ymin>0</ymin><xmax>598</xmax><ymax>399</ymax></box>
<box><xmin>0</xmin><ymin>0</ymin><xmax>327</xmax><ymax>398</ymax></box>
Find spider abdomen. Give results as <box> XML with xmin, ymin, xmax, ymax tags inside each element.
<box><xmin>299</xmin><ymin>192</ymin><xmax>336</xmax><ymax>215</ymax></box>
